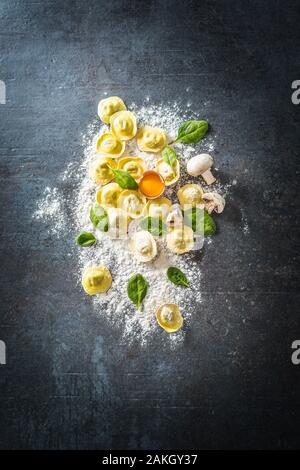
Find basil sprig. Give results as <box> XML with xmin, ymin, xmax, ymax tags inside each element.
<box><xmin>174</xmin><ymin>120</ymin><xmax>208</xmax><ymax>144</ymax></box>
<box><xmin>90</xmin><ymin>203</ymin><xmax>109</xmax><ymax>232</ymax></box>
<box><xmin>161</xmin><ymin>146</ymin><xmax>178</xmax><ymax>171</ymax></box>
<box><xmin>139</xmin><ymin>217</ymin><xmax>167</xmax><ymax>237</ymax></box>
<box><xmin>203</xmin><ymin>211</ymin><xmax>217</xmax><ymax>236</ymax></box>
<box><xmin>110</xmin><ymin>167</ymin><xmax>138</xmax><ymax>190</ymax></box>
<box><xmin>184</xmin><ymin>207</ymin><xmax>216</xmax><ymax>236</ymax></box>
<box><xmin>127</xmin><ymin>274</ymin><xmax>148</xmax><ymax>309</ymax></box>
<box><xmin>167</xmin><ymin>266</ymin><xmax>189</xmax><ymax>288</ymax></box>
<box><xmin>75</xmin><ymin>231</ymin><xmax>96</xmax><ymax>247</ymax></box>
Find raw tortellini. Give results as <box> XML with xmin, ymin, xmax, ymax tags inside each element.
<box><xmin>166</xmin><ymin>204</ymin><xmax>183</xmax><ymax>229</ymax></box>
<box><xmin>82</xmin><ymin>265</ymin><xmax>112</xmax><ymax>295</ymax></box>
<box><xmin>98</xmin><ymin>96</ymin><xmax>126</xmax><ymax>124</ymax></box>
<box><xmin>129</xmin><ymin>230</ymin><xmax>157</xmax><ymax>262</ymax></box>
<box><xmin>167</xmin><ymin>225</ymin><xmax>194</xmax><ymax>254</ymax></box>
<box><xmin>96</xmin><ymin>133</ymin><xmax>125</xmax><ymax>158</ymax></box>
<box><xmin>177</xmin><ymin>183</ymin><xmax>204</xmax><ymax>208</ymax></box>
<box><xmin>96</xmin><ymin>182</ymin><xmax>122</xmax><ymax>208</ymax></box>
<box><xmin>137</xmin><ymin>126</ymin><xmax>167</xmax><ymax>153</ymax></box>
<box><xmin>118</xmin><ymin>190</ymin><xmax>146</xmax><ymax>219</ymax></box>
<box><xmin>156</xmin><ymin>159</ymin><xmax>180</xmax><ymax>186</ymax></box>
<box><xmin>156</xmin><ymin>303</ymin><xmax>183</xmax><ymax>332</ymax></box>
<box><xmin>110</xmin><ymin>111</ymin><xmax>137</xmax><ymax>141</ymax></box>
<box><xmin>118</xmin><ymin>157</ymin><xmax>146</xmax><ymax>181</ymax></box>
<box><xmin>89</xmin><ymin>157</ymin><xmax>116</xmax><ymax>185</ymax></box>
<box><xmin>143</xmin><ymin>197</ymin><xmax>171</xmax><ymax>219</ymax></box>
<box><xmin>106</xmin><ymin>208</ymin><xmax>129</xmax><ymax>239</ymax></box>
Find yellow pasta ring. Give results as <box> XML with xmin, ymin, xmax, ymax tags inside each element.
<box><xmin>110</xmin><ymin>111</ymin><xmax>137</xmax><ymax>141</ymax></box>
<box><xmin>118</xmin><ymin>156</ymin><xmax>146</xmax><ymax>181</ymax></box>
<box><xmin>89</xmin><ymin>157</ymin><xmax>117</xmax><ymax>185</ymax></box>
<box><xmin>156</xmin><ymin>303</ymin><xmax>183</xmax><ymax>333</ymax></box>
<box><xmin>136</xmin><ymin>126</ymin><xmax>167</xmax><ymax>153</ymax></box>
<box><xmin>156</xmin><ymin>159</ymin><xmax>180</xmax><ymax>186</ymax></box>
<box><xmin>82</xmin><ymin>266</ymin><xmax>112</xmax><ymax>295</ymax></box>
<box><xmin>97</xmin><ymin>96</ymin><xmax>126</xmax><ymax>124</ymax></box>
<box><xmin>142</xmin><ymin>197</ymin><xmax>172</xmax><ymax>219</ymax></box>
<box><xmin>96</xmin><ymin>133</ymin><xmax>125</xmax><ymax>158</ymax></box>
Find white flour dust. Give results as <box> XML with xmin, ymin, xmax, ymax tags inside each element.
<box><xmin>32</xmin><ymin>102</ymin><xmax>233</xmax><ymax>346</ymax></box>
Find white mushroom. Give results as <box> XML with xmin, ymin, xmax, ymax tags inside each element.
<box><xmin>186</xmin><ymin>153</ymin><xmax>216</xmax><ymax>185</ymax></box>
<box><xmin>202</xmin><ymin>192</ymin><xmax>225</xmax><ymax>214</ymax></box>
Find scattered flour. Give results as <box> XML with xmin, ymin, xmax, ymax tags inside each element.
<box><xmin>241</xmin><ymin>208</ymin><xmax>250</xmax><ymax>235</ymax></box>
<box><xmin>33</xmin><ymin>187</ymin><xmax>65</xmax><ymax>236</ymax></box>
<box><xmin>32</xmin><ymin>102</ymin><xmax>233</xmax><ymax>346</ymax></box>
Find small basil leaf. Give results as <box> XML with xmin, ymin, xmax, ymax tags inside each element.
<box><xmin>75</xmin><ymin>231</ymin><xmax>96</xmax><ymax>247</ymax></box>
<box><xmin>90</xmin><ymin>203</ymin><xmax>109</xmax><ymax>232</ymax></box>
<box><xmin>167</xmin><ymin>266</ymin><xmax>189</xmax><ymax>288</ymax></box>
<box><xmin>162</xmin><ymin>146</ymin><xmax>177</xmax><ymax>170</ymax></box>
<box><xmin>127</xmin><ymin>274</ymin><xmax>148</xmax><ymax>309</ymax></box>
<box><xmin>111</xmin><ymin>168</ymin><xmax>138</xmax><ymax>190</ymax></box>
<box><xmin>184</xmin><ymin>207</ymin><xmax>216</xmax><ymax>236</ymax></box>
<box><xmin>204</xmin><ymin>211</ymin><xmax>217</xmax><ymax>236</ymax></box>
<box><xmin>139</xmin><ymin>217</ymin><xmax>167</xmax><ymax>237</ymax></box>
<box><xmin>175</xmin><ymin>120</ymin><xmax>208</xmax><ymax>144</ymax></box>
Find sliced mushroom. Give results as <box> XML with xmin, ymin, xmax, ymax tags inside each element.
<box><xmin>186</xmin><ymin>153</ymin><xmax>216</xmax><ymax>185</ymax></box>
<box><xmin>202</xmin><ymin>192</ymin><xmax>225</xmax><ymax>214</ymax></box>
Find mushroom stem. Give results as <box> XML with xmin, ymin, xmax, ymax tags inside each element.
<box><xmin>201</xmin><ymin>169</ymin><xmax>216</xmax><ymax>185</ymax></box>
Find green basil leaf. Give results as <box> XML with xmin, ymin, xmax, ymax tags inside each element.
<box><xmin>111</xmin><ymin>168</ymin><xmax>138</xmax><ymax>190</ymax></box>
<box><xmin>75</xmin><ymin>231</ymin><xmax>96</xmax><ymax>247</ymax></box>
<box><xmin>203</xmin><ymin>211</ymin><xmax>217</xmax><ymax>236</ymax></box>
<box><xmin>175</xmin><ymin>120</ymin><xmax>208</xmax><ymax>144</ymax></box>
<box><xmin>162</xmin><ymin>146</ymin><xmax>177</xmax><ymax>169</ymax></box>
<box><xmin>127</xmin><ymin>274</ymin><xmax>148</xmax><ymax>309</ymax></box>
<box><xmin>90</xmin><ymin>203</ymin><xmax>109</xmax><ymax>232</ymax></box>
<box><xmin>184</xmin><ymin>207</ymin><xmax>203</xmax><ymax>234</ymax></box>
<box><xmin>184</xmin><ymin>207</ymin><xmax>216</xmax><ymax>236</ymax></box>
<box><xmin>167</xmin><ymin>266</ymin><xmax>189</xmax><ymax>288</ymax></box>
<box><xmin>139</xmin><ymin>217</ymin><xmax>167</xmax><ymax>237</ymax></box>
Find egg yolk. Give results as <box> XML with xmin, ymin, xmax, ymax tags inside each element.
<box><xmin>139</xmin><ymin>171</ymin><xmax>165</xmax><ymax>199</ymax></box>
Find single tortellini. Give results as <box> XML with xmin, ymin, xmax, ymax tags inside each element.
<box><xmin>82</xmin><ymin>265</ymin><xmax>112</xmax><ymax>295</ymax></box>
<box><xmin>156</xmin><ymin>303</ymin><xmax>183</xmax><ymax>333</ymax></box>
<box><xmin>166</xmin><ymin>225</ymin><xmax>194</xmax><ymax>254</ymax></box>
<box><xmin>166</xmin><ymin>204</ymin><xmax>183</xmax><ymax>229</ymax></box>
<box><xmin>143</xmin><ymin>197</ymin><xmax>172</xmax><ymax>219</ymax></box>
<box><xmin>118</xmin><ymin>190</ymin><xmax>146</xmax><ymax>219</ymax></box>
<box><xmin>110</xmin><ymin>111</ymin><xmax>137</xmax><ymax>141</ymax></box>
<box><xmin>136</xmin><ymin>126</ymin><xmax>167</xmax><ymax>153</ymax></box>
<box><xmin>106</xmin><ymin>208</ymin><xmax>129</xmax><ymax>239</ymax></box>
<box><xmin>96</xmin><ymin>182</ymin><xmax>122</xmax><ymax>208</ymax></box>
<box><xmin>96</xmin><ymin>133</ymin><xmax>125</xmax><ymax>158</ymax></box>
<box><xmin>89</xmin><ymin>157</ymin><xmax>117</xmax><ymax>185</ymax></box>
<box><xmin>156</xmin><ymin>159</ymin><xmax>180</xmax><ymax>186</ymax></box>
<box><xmin>118</xmin><ymin>157</ymin><xmax>146</xmax><ymax>181</ymax></box>
<box><xmin>129</xmin><ymin>230</ymin><xmax>157</xmax><ymax>262</ymax></box>
<box><xmin>177</xmin><ymin>183</ymin><xmax>204</xmax><ymax>208</ymax></box>
<box><xmin>98</xmin><ymin>96</ymin><xmax>126</xmax><ymax>124</ymax></box>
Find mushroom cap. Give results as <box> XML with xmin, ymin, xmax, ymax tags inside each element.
<box><xmin>202</xmin><ymin>192</ymin><xmax>225</xmax><ymax>214</ymax></box>
<box><xmin>187</xmin><ymin>153</ymin><xmax>213</xmax><ymax>176</ymax></box>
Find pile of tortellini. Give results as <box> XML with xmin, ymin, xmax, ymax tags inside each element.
<box><xmin>81</xmin><ymin>96</ymin><xmax>225</xmax><ymax>333</ymax></box>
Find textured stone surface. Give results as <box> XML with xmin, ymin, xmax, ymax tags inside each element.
<box><xmin>0</xmin><ymin>0</ymin><xmax>300</xmax><ymax>449</ymax></box>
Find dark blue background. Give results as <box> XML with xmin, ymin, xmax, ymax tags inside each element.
<box><xmin>0</xmin><ymin>0</ymin><xmax>300</xmax><ymax>449</ymax></box>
